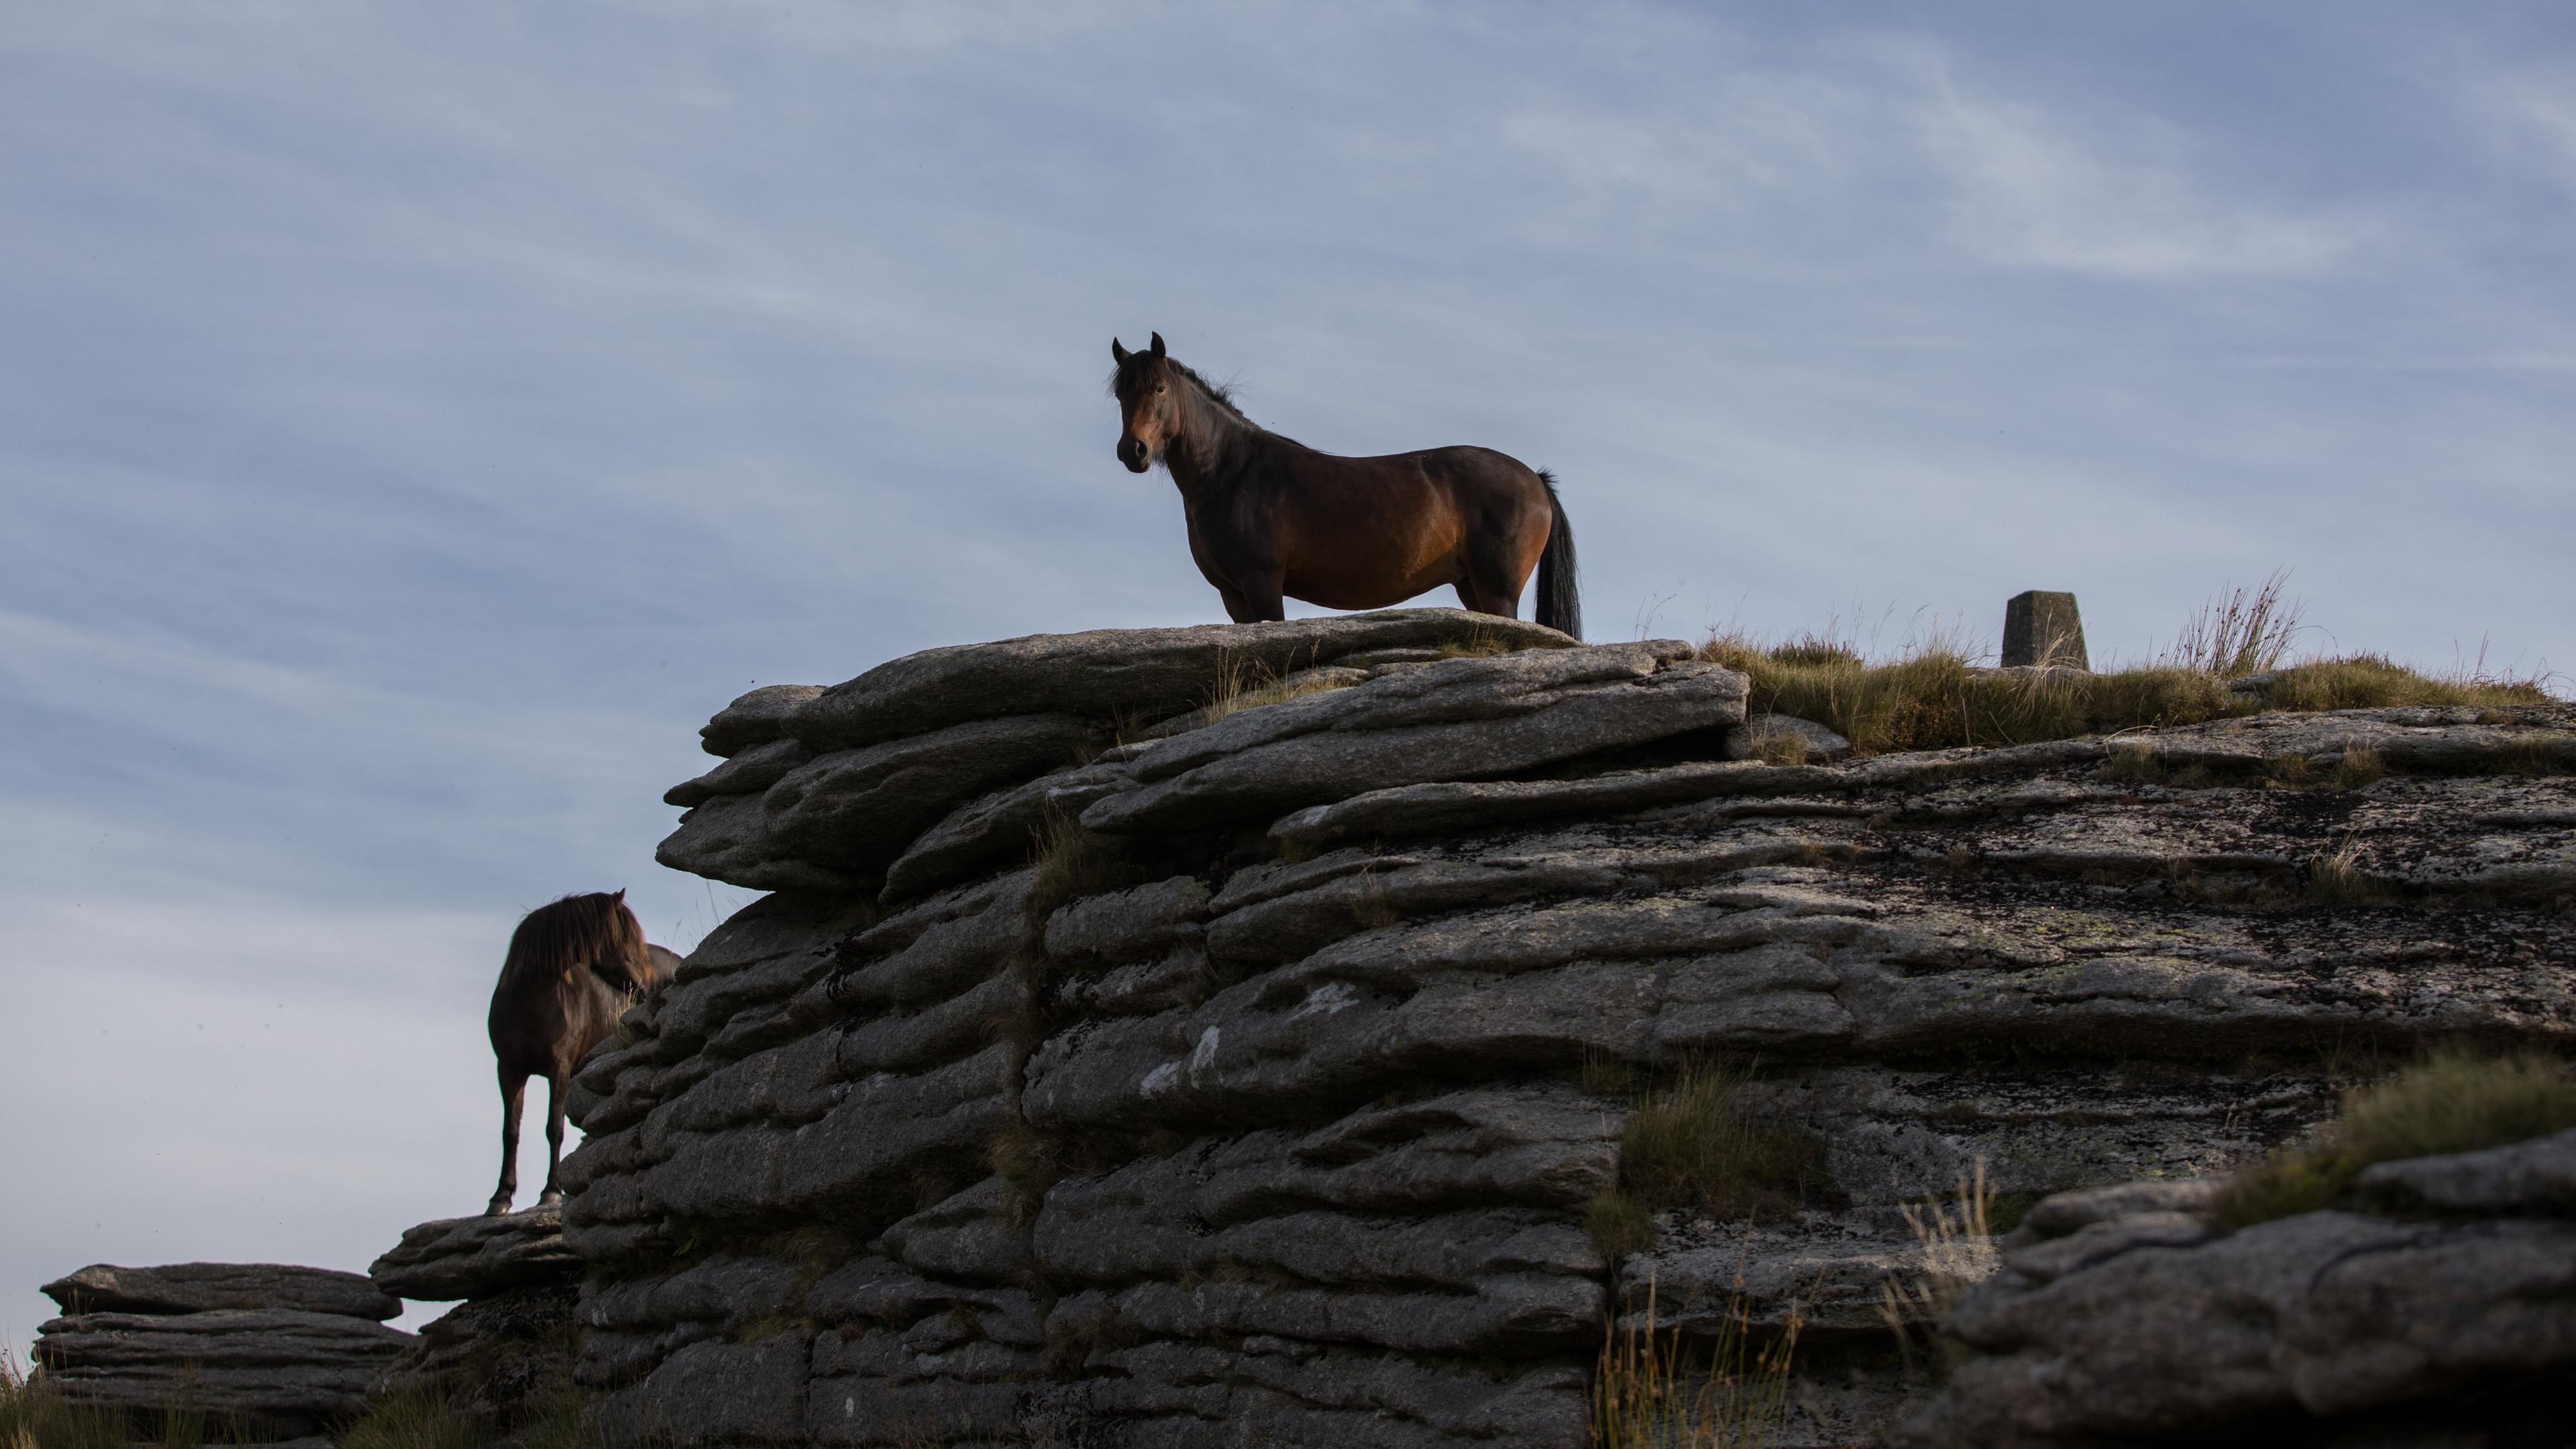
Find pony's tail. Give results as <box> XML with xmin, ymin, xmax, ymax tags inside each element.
<box><xmin>1535</xmin><ymin>470</ymin><xmax>1581</xmax><ymax>641</ymax></box>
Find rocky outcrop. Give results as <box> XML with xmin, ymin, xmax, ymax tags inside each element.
<box><xmin>369</xmin><ymin>1207</ymin><xmax>586</xmax><ymax>1428</ymax></box>
<box><xmin>1897</xmin><ymin>1128</ymin><xmax>2576</xmax><ymax>1448</ymax></box>
<box><xmin>567</xmin><ymin>614</ymin><xmax>2573</xmax><ymax>1448</ymax></box>
<box><xmin>33</xmin><ymin>1264</ymin><xmax>415</xmax><ymax>1438</ymax></box>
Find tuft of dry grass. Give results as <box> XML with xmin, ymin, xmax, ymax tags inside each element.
<box><xmin>2214</xmin><ymin>1049</ymin><xmax>2576</xmax><ymax>1228</ymax></box>
<box><xmin>1710</xmin><ymin>608</ymin><xmax>2555</xmax><ymax>757</ymax></box>
<box><xmin>1703</xmin><ymin>633</ymin><xmax>2237</xmax><ymax>756</ymax></box>
<box><xmin>1878</xmin><ymin>1163</ymin><xmax>1998</xmax><ymax>1370</ymax></box>
<box><xmin>1591</xmin><ymin>1274</ymin><xmax>1800</xmax><ymax>1449</ymax></box>
<box><xmin>2255</xmin><ymin>655</ymin><xmax>2555</xmax><ymax>711</ymax></box>
<box><xmin>2159</xmin><ymin>572</ymin><xmax>2305</xmax><ymax>677</ymax></box>
<box><xmin>1024</xmin><ymin>808</ymin><xmax>1146</xmax><ymax>924</ymax></box>
<box><xmin>2305</xmin><ymin>834</ymin><xmax>2387</xmax><ymax>906</ymax></box>
<box><xmin>2</xmin><ymin>1354</ymin><xmax>132</xmax><ymax>1449</ymax></box>
<box><xmin>1587</xmin><ymin>1059</ymin><xmax>1834</xmax><ymax>1257</ymax></box>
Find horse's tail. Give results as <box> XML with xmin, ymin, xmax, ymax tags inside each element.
<box><xmin>1535</xmin><ymin>469</ymin><xmax>1581</xmax><ymax>641</ymax></box>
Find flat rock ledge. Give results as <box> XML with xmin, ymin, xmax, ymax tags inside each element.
<box><xmin>370</xmin><ymin>1205</ymin><xmax>583</xmax><ymax>1302</ymax></box>
<box><xmin>34</xmin><ymin>1265</ymin><xmax>417</xmax><ymax>1438</ymax></box>
<box><xmin>656</xmin><ymin>612</ymin><xmax>1731</xmax><ymax>903</ymax></box>
<box><xmin>1896</xmin><ymin>1127</ymin><xmax>2576</xmax><ymax>1448</ymax></box>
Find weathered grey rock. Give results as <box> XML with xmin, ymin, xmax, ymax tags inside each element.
<box><xmin>1084</xmin><ymin>647</ymin><xmax>1746</xmax><ymax>836</ymax></box>
<box><xmin>1043</xmin><ymin>874</ymin><xmax>1210</xmax><ymax>965</ymax></box>
<box><xmin>1746</xmin><ymin>712</ymin><xmax>1853</xmax><ymax>763</ymax></box>
<box><xmin>369</xmin><ymin>1208</ymin><xmax>582</xmax><ymax>1302</ymax></box>
<box><xmin>2001</xmin><ymin>590</ymin><xmax>2088</xmax><ymax>669</ymax></box>
<box><xmin>701</xmin><ymin>684</ymin><xmax>825</xmax><ymax>757</ymax></box>
<box><xmin>762</xmin><ymin>712</ymin><xmax>1095</xmax><ymax>875</ymax></box>
<box><xmin>2358</xmin><ymin>1125</ymin><xmax>2576</xmax><ymax>1216</ymax></box>
<box><xmin>374</xmin><ymin>1282</ymin><xmax>578</xmax><ymax>1428</ymax></box>
<box><xmin>1629</xmin><ymin>1224</ymin><xmax>1998</xmax><ymax>1336</ymax></box>
<box><xmin>2001</xmin><ymin>1177</ymin><xmax>2220</xmax><ymax>1250</ymax></box>
<box><xmin>1132</xmin><ymin>665</ymin><xmax>1377</xmax><ymax>741</ymax></box>
<box><xmin>881</xmin><ymin>1177</ymin><xmax>1036</xmax><ymax>1286</ymax></box>
<box><xmin>655</xmin><ymin>791</ymin><xmax>862</xmax><ymax>894</ymax></box>
<box><xmin>1899</xmin><ymin>1210</ymin><xmax>2576</xmax><ymax>1447</ymax></box>
<box><xmin>879</xmin><ymin>759</ymin><xmax>1130</xmax><ymax>901</ymax></box>
<box><xmin>784</xmin><ymin>610</ymin><xmax>1576</xmax><ymax>752</ymax></box>
<box><xmin>665</xmin><ymin>736</ymin><xmax>813</xmax><ymax>808</ymax></box>
<box><xmin>34</xmin><ymin>1309</ymin><xmax>418</xmax><ymax>1432</ymax></box>
<box><xmin>594</xmin><ymin>1332</ymin><xmax>810</xmax><ymax>1446</ymax></box>
<box><xmin>42</xmin><ymin>1262</ymin><xmax>398</xmax><ymax>1320</ymax></box>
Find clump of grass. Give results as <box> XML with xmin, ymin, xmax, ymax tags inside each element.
<box><xmin>1024</xmin><ymin>808</ymin><xmax>1145</xmax><ymax>923</ymax></box>
<box><xmin>1591</xmin><ymin>1275</ymin><xmax>1800</xmax><ymax>1449</ymax></box>
<box><xmin>339</xmin><ymin>1387</ymin><xmax>488</xmax><ymax>1449</ymax></box>
<box><xmin>989</xmin><ymin>1118</ymin><xmax>1064</xmax><ymax>1223</ymax></box>
<box><xmin>1703</xmin><ymin>632</ymin><xmax>2237</xmax><ymax>756</ymax></box>
<box><xmin>2159</xmin><ymin>572</ymin><xmax>2305</xmax><ymax>677</ymax></box>
<box><xmin>1878</xmin><ymin>1163</ymin><xmax>1998</xmax><ymax>1370</ymax></box>
<box><xmin>2214</xmin><ymin>1049</ymin><xmax>2576</xmax><ymax>1228</ymax></box>
<box><xmin>2257</xmin><ymin>655</ymin><xmax>2555</xmax><ymax>711</ymax></box>
<box><xmin>2305</xmin><ymin>834</ymin><xmax>2387</xmax><ymax>906</ymax></box>
<box><xmin>1587</xmin><ymin>1059</ymin><xmax>1834</xmax><ymax>1256</ymax></box>
<box><xmin>1</xmin><ymin>1353</ymin><xmax>133</xmax><ymax>1449</ymax></box>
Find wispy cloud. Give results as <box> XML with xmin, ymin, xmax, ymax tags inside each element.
<box><xmin>1902</xmin><ymin>50</ymin><xmax>2367</xmax><ymax>278</ymax></box>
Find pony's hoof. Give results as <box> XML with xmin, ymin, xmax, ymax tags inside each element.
<box><xmin>484</xmin><ymin>1197</ymin><xmax>514</xmax><ymax>1217</ymax></box>
<box><xmin>535</xmin><ymin>1190</ymin><xmax>566</xmax><ymax>1209</ymax></box>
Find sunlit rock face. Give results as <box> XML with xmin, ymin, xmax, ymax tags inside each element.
<box><xmin>555</xmin><ymin>610</ymin><xmax>2576</xmax><ymax>1448</ymax></box>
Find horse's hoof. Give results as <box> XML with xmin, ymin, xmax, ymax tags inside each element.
<box><xmin>535</xmin><ymin>1191</ymin><xmax>566</xmax><ymax>1209</ymax></box>
<box><xmin>484</xmin><ymin>1199</ymin><xmax>513</xmax><ymax>1217</ymax></box>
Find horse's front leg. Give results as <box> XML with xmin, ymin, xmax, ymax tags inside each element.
<box><xmin>486</xmin><ymin>1068</ymin><xmax>527</xmax><ymax>1216</ymax></box>
<box><xmin>535</xmin><ymin>1073</ymin><xmax>570</xmax><ymax>1208</ymax></box>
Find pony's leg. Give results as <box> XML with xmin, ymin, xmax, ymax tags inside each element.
<box><xmin>486</xmin><ymin>1068</ymin><xmax>527</xmax><ymax>1216</ymax></box>
<box><xmin>536</xmin><ymin>1073</ymin><xmax>570</xmax><ymax>1208</ymax></box>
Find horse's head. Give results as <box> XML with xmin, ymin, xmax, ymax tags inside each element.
<box><xmin>1110</xmin><ymin>331</ymin><xmax>1175</xmax><ymax>474</ymax></box>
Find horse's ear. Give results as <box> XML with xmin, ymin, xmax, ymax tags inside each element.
<box><xmin>613</xmin><ymin>888</ymin><xmax>626</xmax><ymax>901</ymax></box>
<box><xmin>1111</xmin><ymin>338</ymin><xmax>1131</xmax><ymax>364</ymax></box>
<box><xmin>1148</xmin><ymin>332</ymin><xmax>1166</xmax><ymax>358</ymax></box>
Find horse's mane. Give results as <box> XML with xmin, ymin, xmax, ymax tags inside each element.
<box><xmin>498</xmin><ymin>891</ymin><xmax>654</xmax><ymax>998</ymax></box>
<box><xmin>1111</xmin><ymin>354</ymin><xmax>1259</xmax><ymax>431</ymax></box>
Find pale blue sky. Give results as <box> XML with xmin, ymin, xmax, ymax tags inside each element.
<box><xmin>4</xmin><ymin>3</ymin><xmax>2571</xmax><ymax>1350</ymax></box>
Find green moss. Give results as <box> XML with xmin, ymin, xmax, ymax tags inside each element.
<box><xmin>2216</xmin><ymin>1049</ymin><xmax>2576</xmax><ymax>1228</ymax></box>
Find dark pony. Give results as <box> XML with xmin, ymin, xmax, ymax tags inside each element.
<box><xmin>484</xmin><ymin>890</ymin><xmax>672</xmax><ymax>1215</ymax></box>
<box><xmin>1111</xmin><ymin>332</ymin><xmax>1580</xmax><ymax>638</ymax></box>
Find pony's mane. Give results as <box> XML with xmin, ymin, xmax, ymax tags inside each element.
<box><xmin>498</xmin><ymin>891</ymin><xmax>654</xmax><ymax>997</ymax></box>
<box><xmin>1111</xmin><ymin>354</ymin><xmax>1259</xmax><ymax>430</ymax></box>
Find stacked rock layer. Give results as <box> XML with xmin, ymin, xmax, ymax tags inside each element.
<box><xmin>34</xmin><ymin>1262</ymin><xmax>414</xmax><ymax>1440</ymax></box>
<box><xmin>565</xmin><ymin>610</ymin><xmax>2576</xmax><ymax>1448</ymax></box>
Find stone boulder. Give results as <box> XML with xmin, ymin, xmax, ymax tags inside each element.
<box><xmin>1897</xmin><ymin>1136</ymin><xmax>2576</xmax><ymax>1448</ymax></box>
<box><xmin>368</xmin><ymin>1206</ymin><xmax>583</xmax><ymax>1302</ymax></box>
<box><xmin>374</xmin><ymin>1283</ymin><xmax>580</xmax><ymax>1428</ymax></box>
<box><xmin>42</xmin><ymin>1261</ymin><xmax>398</xmax><ymax>1320</ymax></box>
<box><xmin>33</xmin><ymin>1307</ymin><xmax>417</xmax><ymax>1436</ymax></box>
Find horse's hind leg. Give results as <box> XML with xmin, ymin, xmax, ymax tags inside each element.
<box><xmin>486</xmin><ymin>1067</ymin><xmax>527</xmax><ymax>1216</ymax></box>
<box><xmin>536</xmin><ymin>1072</ymin><xmax>570</xmax><ymax>1208</ymax></box>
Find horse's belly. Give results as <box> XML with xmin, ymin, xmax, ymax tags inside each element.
<box><xmin>1283</xmin><ymin>557</ymin><xmax>1457</xmax><ymax>610</ymax></box>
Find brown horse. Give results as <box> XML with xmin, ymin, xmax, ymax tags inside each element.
<box><xmin>1111</xmin><ymin>333</ymin><xmax>1580</xmax><ymax>638</ymax></box>
<box><xmin>484</xmin><ymin>890</ymin><xmax>672</xmax><ymax>1216</ymax></box>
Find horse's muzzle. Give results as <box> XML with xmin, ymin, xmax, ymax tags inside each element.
<box><xmin>1118</xmin><ymin>437</ymin><xmax>1150</xmax><ymax>472</ymax></box>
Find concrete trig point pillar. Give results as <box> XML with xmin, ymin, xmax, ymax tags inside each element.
<box><xmin>2002</xmin><ymin>590</ymin><xmax>2089</xmax><ymax>669</ymax></box>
